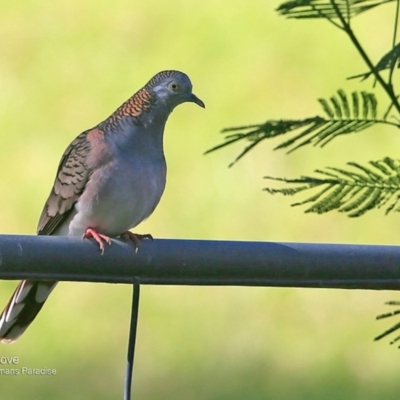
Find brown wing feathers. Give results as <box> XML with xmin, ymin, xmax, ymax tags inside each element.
<box><xmin>37</xmin><ymin>130</ymin><xmax>93</xmax><ymax>235</ymax></box>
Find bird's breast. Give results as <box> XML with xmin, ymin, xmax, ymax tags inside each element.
<box><xmin>70</xmin><ymin>156</ymin><xmax>167</xmax><ymax>237</ymax></box>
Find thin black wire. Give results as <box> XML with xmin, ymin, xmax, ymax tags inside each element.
<box><xmin>124</xmin><ymin>279</ymin><xmax>141</xmax><ymax>400</ymax></box>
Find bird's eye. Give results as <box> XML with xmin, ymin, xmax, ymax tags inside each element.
<box><xmin>169</xmin><ymin>82</ymin><xmax>179</xmax><ymax>91</ymax></box>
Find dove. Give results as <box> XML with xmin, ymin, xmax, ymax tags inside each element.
<box><xmin>0</xmin><ymin>70</ymin><xmax>204</xmax><ymax>343</ymax></box>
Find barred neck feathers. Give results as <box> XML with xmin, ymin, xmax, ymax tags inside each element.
<box><xmin>100</xmin><ymin>71</ymin><xmax>181</xmax><ymax>132</ymax></box>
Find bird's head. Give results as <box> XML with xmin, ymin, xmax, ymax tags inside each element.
<box><xmin>147</xmin><ymin>70</ymin><xmax>205</xmax><ymax>111</ymax></box>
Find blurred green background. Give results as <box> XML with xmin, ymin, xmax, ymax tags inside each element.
<box><xmin>1</xmin><ymin>1</ymin><xmax>400</xmax><ymax>399</ymax></box>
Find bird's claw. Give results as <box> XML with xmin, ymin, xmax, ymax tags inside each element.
<box><xmin>83</xmin><ymin>228</ymin><xmax>112</xmax><ymax>255</ymax></box>
<box><xmin>121</xmin><ymin>231</ymin><xmax>153</xmax><ymax>253</ymax></box>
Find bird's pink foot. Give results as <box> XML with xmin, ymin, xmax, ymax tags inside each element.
<box><xmin>122</xmin><ymin>231</ymin><xmax>153</xmax><ymax>252</ymax></box>
<box><xmin>83</xmin><ymin>228</ymin><xmax>112</xmax><ymax>255</ymax></box>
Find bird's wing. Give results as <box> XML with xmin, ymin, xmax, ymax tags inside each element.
<box><xmin>37</xmin><ymin>128</ymin><xmax>100</xmax><ymax>235</ymax></box>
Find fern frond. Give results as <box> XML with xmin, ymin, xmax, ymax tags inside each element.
<box><xmin>264</xmin><ymin>158</ymin><xmax>400</xmax><ymax>216</ymax></box>
<box><xmin>277</xmin><ymin>0</ymin><xmax>395</xmax><ymax>20</ymax></box>
<box><xmin>206</xmin><ymin>90</ymin><xmax>391</xmax><ymax>165</ymax></box>
<box><xmin>205</xmin><ymin>118</ymin><xmax>325</xmax><ymax>165</ymax></box>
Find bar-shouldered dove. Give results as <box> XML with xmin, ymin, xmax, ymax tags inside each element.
<box><xmin>0</xmin><ymin>70</ymin><xmax>204</xmax><ymax>343</ymax></box>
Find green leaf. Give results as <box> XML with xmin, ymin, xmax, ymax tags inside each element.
<box><xmin>330</xmin><ymin>95</ymin><xmax>343</xmax><ymax>118</ymax></box>
<box><xmin>318</xmin><ymin>98</ymin><xmax>334</xmax><ymax>118</ymax></box>
<box><xmin>338</xmin><ymin>89</ymin><xmax>350</xmax><ymax>118</ymax></box>
<box><xmin>352</xmin><ymin>91</ymin><xmax>359</xmax><ymax>118</ymax></box>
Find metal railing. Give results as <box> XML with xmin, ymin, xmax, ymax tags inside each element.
<box><xmin>1</xmin><ymin>234</ymin><xmax>400</xmax><ymax>399</ymax></box>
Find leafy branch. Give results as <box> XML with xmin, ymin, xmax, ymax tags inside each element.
<box><xmin>264</xmin><ymin>157</ymin><xmax>400</xmax><ymax>216</ymax></box>
<box><xmin>277</xmin><ymin>0</ymin><xmax>395</xmax><ymax>21</ymax></box>
<box><xmin>205</xmin><ymin>90</ymin><xmax>397</xmax><ymax>166</ymax></box>
<box><xmin>349</xmin><ymin>42</ymin><xmax>400</xmax><ymax>82</ymax></box>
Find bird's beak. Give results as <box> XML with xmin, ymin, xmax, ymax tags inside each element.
<box><xmin>189</xmin><ymin>93</ymin><xmax>205</xmax><ymax>108</ymax></box>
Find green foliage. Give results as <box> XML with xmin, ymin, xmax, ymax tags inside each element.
<box><xmin>265</xmin><ymin>157</ymin><xmax>400</xmax><ymax>217</ymax></box>
<box><xmin>208</xmin><ymin>0</ymin><xmax>400</xmax><ymax>216</ymax></box>
<box><xmin>206</xmin><ymin>90</ymin><xmax>389</xmax><ymax>165</ymax></box>
<box><xmin>277</xmin><ymin>0</ymin><xmax>396</xmax><ymax>20</ymax></box>
<box><xmin>375</xmin><ymin>301</ymin><xmax>400</xmax><ymax>345</ymax></box>
<box><xmin>349</xmin><ymin>42</ymin><xmax>400</xmax><ymax>81</ymax></box>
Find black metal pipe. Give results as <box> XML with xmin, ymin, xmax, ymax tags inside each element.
<box><xmin>0</xmin><ymin>234</ymin><xmax>399</xmax><ymax>290</ymax></box>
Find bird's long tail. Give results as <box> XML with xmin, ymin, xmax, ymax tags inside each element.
<box><xmin>0</xmin><ymin>280</ymin><xmax>57</xmax><ymax>344</ymax></box>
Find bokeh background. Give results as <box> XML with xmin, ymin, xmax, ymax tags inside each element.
<box><xmin>1</xmin><ymin>1</ymin><xmax>400</xmax><ymax>399</ymax></box>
